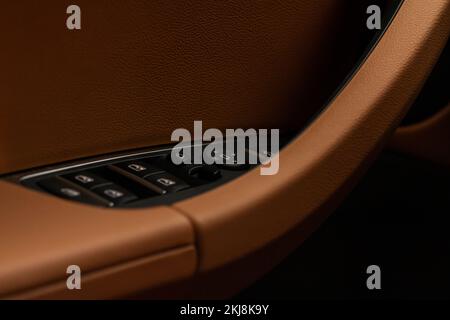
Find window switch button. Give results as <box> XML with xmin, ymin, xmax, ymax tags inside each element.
<box><xmin>145</xmin><ymin>173</ymin><xmax>189</xmax><ymax>193</ymax></box>
<box><xmin>92</xmin><ymin>184</ymin><xmax>138</xmax><ymax>205</ymax></box>
<box><xmin>209</xmin><ymin>150</ymin><xmax>250</xmax><ymax>170</ymax></box>
<box><xmin>64</xmin><ymin>171</ymin><xmax>112</xmax><ymax>190</ymax></box>
<box><xmin>38</xmin><ymin>177</ymin><xmax>112</xmax><ymax>207</ymax></box>
<box><xmin>109</xmin><ymin>160</ymin><xmax>164</xmax><ymax>178</ymax></box>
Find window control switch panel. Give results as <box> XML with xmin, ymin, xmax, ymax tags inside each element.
<box><xmin>10</xmin><ymin>140</ymin><xmax>277</xmax><ymax>208</ymax></box>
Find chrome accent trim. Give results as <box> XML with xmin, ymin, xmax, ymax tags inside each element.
<box><xmin>19</xmin><ymin>143</ymin><xmax>206</xmax><ymax>182</ymax></box>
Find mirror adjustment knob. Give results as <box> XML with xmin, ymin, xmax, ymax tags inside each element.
<box><xmin>198</xmin><ymin>166</ymin><xmax>221</xmax><ymax>181</ymax></box>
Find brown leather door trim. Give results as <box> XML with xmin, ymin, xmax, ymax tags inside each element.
<box><xmin>390</xmin><ymin>103</ymin><xmax>450</xmax><ymax>166</ymax></box>
<box><xmin>6</xmin><ymin>245</ymin><xmax>196</xmax><ymax>300</ymax></box>
<box><xmin>0</xmin><ymin>181</ymin><xmax>196</xmax><ymax>297</ymax></box>
<box><xmin>0</xmin><ymin>1</ymin><xmax>355</xmax><ymax>175</ymax></box>
<box><xmin>1</xmin><ymin>1</ymin><xmax>449</xmax><ymax>298</ymax></box>
<box><xmin>173</xmin><ymin>0</ymin><xmax>450</xmax><ymax>271</ymax></box>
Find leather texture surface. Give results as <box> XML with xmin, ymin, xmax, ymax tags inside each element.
<box><xmin>0</xmin><ymin>0</ymin><xmax>369</xmax><ymax>299</ymax></box>
<box><xmin>0</xmin><ymin>0</ymin><xmax>351</xmax><ymax>174</ymax></box>
<box><xmin>390</xmin><ymin>104</ymin><xmax>450</xmax><ymax>166</ymax></box>
<box><xmin>9</xmin><ymin>246</ymin><xmax>196</xmax><ymax>299</ymax></box>
<box><xmin>174</xmin><ymin>0</ymin><xmax>450</xmax><ymax>271</ymax></box>
<box><xmin>0</xmin><ymin>182</ymin><xmax>195</xmax><ymax>297</ymax></box>
<box><xmin>2</xmin><ymin>0</ymin><xmax>449</xmax><ymax>299</ymax></box>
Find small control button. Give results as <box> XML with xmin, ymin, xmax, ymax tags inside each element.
<box><xmin>64</xmin><ymin>171</ymin><xmax>112</xmax><ymax>189</ymax></box>
<box><xmin>38</xmin><ymin>177</ymin><xmax>111</xmax><ymax>207</ymax></box>
<box><xmin>145</xmin><ymin>173</ymin><xmax>189</xmax><ymax>193</ymax></box>
<box><xmin>75</xmin><ymin>175</ymin><xmax>93</xmax><ymax>183</ymax></box>
<box><xmin>60</xmin><ymin>188</ymin><xmax>80</xmax><ymax>197</ymax></box>
<box><xmin>198</xmin><ymin>165</ymin><xmax>222</xmax><ymax>181</ymax></box>
<box><xmin>110</xmin><ymin>160</ymin><xmax>164</xmax><ymax>178</ymax></box>
<box><xmin>92</xmin><ymin>184</ymin><xmax>137</xmax><ymax>205</ymax></box>
<box><xmin>166</xmin><ymin>162</ymin><xmax>205</xmax><ymax>176</ymax></box>
<box><xmin>175</xmin><ymin>163</ymin><xmax>221</xmax><ymax>181</ymax></box>
<box><xmin>182</xmin><ymin>164</ymin><xmax>204</xmax><ymax>175</ymax></box>
<box><xmin>156</xmin><ymin>153</ymin><xmax>222</xmax><ymax>182</ymax></box>
<box><xmin>210</xmin><ymin>150</ymin><xmax>249</xmax><ymax>170</ymax></box>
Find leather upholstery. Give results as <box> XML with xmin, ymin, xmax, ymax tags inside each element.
<box><xmin>174</xmin><ymin>0</ymin><xmax>450</xmax><ymax>271</ymax></box>
<box><xmin>390</xmin><ymin>104</ymin><xmax>450</xmax><ymax>166</ymax></box>
<box><xmin>0</xmin><ymin>182</ymin><xmax>195</xmax><ymax>298</ymax></box>
<box><xmin>0</xmin><ymin>0</ymin><xmax>350</xmax><ymax>174</ymax></box>
<box><xmin>1</xmin><ymin>0</ymin><xmax>449</xmax><ymax>299</ymax></box>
